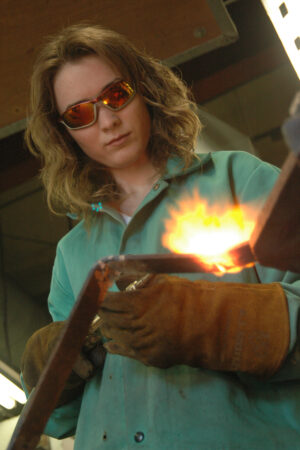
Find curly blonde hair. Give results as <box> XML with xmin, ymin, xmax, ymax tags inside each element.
<box><xmin>25</xmin><ymin>23</ymin><xmax>201</xmax><ymax>221</ymax></box>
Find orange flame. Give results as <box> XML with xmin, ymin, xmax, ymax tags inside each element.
<box><xmin>162</xmin><ymin>191</ymin><xmax>257</xmax><ymax>275</ymax></box>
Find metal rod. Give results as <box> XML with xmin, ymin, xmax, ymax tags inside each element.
<box><xmin>100</xmin><ymin>242</ymin><xmax>254</xmax><ymax>277</ymax></box>
<box><xmin>7</xmin><ymin>264</ymin><xmax>111</xmax><ymax>450</ymax></box>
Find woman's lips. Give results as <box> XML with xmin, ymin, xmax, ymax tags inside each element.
<box><xmin>107</xmin><ymin>132</ymin><xmax>130</xmax><ymax>147</ymax></box>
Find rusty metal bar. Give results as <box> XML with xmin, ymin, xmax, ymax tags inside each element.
<box><xmin>250</xmin><ymin>92</ymin><xmax>300</xmax><ymax>273</ymax></box>
<box><xmin>100</xmin><ymin>244</ymin><xmax>254</xmax><ymax>276</ymax></box>
<box><xmin>250</xmin><ymin>152</ymin><xmax>300</xmax><ymax>273</ymax></box>
<box><xmin>7</xmin><ymin>264</ymin><xmax>111</xmax><ymax>450</ymax></box>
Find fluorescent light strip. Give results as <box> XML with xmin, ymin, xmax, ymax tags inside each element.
<box><xmin>261</xmin><ymin>0</ymin><xmax>300</xmax><ymax>79</ymax></box>
<box><xmin>0</xmin><ymin>373</ymin><xmax>26</xmax><ymax>410</ymax></box>
<box><xmin>0</xmin><ymin>394</ymin><xmax>16</xmax><ymax>410</ymax></box>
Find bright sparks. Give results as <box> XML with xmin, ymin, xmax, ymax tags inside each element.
<box><xmin>162</xmin><ymin>191</ymin><xmax>257</xmax><ymax>274</ymax></box>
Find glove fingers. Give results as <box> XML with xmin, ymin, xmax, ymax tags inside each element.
<box><xmin>101</xmin><ymin>321</ymin><xmax>157</xmax><ymax>353</ymax></box>
<box><xmin>100</xmin><ymin>284</ymin><xmax>162</xmax><ymax>315</ymax></box>
<box><xmin>83</xmin><ymin>330</ymin><xmax>103</xmax><ymax>350</ymax></box>
<box><xmin>73</xmin><ymin>352</ymin><xmax>95</xmax><ymax>379</ymax></box>
<box><xmin>104</xmin><ymin>340</ymin><xmax>138</xmax><ymax>360</ymax></box>
<box><xmin>103</xmin><ymin>340</ymin><xmax>169</xmax><ymax>368</ymax></box>
<box><xmin>100</xmin><ymin>309</ymin><xmax>134</xmax><ymax>329</ymax></box>
<box><xmin>101</xmin><ymin>292</ymin><xmax>136</xmax><ymax>313</ymax></box>
<box><xmin>100</xmin><ymin>322</ymin><xmax>151</xmax><ymax>347</ymax></box>
<box><xmin>100</xmin><ymin>322</ymin><xmax>136</xmax><ymax>342</ymax></box>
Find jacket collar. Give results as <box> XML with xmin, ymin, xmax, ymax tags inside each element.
<box><xmin>162</xmin><ymin>152</ymin><xmax>212</xmax><ymax>180</ymax></box>
<box><xmin>86</xmin><ymin>152</ymin><xmax>212</xmax><ymax>221</ymax></box>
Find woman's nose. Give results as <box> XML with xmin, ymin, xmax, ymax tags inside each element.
<box><xmin>97</xmin><ymin>104</ymin><xmax>121</xmax><ymax>131</ymax></box>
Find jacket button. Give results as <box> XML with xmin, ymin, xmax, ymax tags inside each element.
<box><xmin>134</xmin><ymin>431</ymin><xmax>145</xmax><ymax>442</ymax></box>
<box><xmin>153</xmin><ymin>183</ymin><xmax>160</xmax><ymax>190</ymax></box>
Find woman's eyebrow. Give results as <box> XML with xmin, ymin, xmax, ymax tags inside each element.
<box><xmin>65</xmin><ymin>77</ymin><xmax>122</xmax><ymax>110</ymax></box>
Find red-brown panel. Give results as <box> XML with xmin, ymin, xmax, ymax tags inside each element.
<box><xmin>192</xmin><ymin>45</ymin><xmax>288</xmax><ymax>104</ymax></box>
<box><xmin>0</xmin><ymin>0</ymin><xmax>222</xmax><ymax>128</ymax></box>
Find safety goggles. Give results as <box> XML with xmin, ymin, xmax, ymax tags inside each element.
<box><xmin>59</xmin><ymin>80</ymin><xmax>136</xmax><ymax>130</ymax></box>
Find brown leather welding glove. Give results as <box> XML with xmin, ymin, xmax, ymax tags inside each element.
<box><xmin>99</xmin><ymin>275</ymin><xmax>290</xmax><ymax>377</ymax></box>
<box><xmin>21</xmin><ymin>321</ymin><xmax>106</xmax><ymax>406</ymax></box>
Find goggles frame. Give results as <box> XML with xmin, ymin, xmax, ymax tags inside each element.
<box><xmin>59</xmin><ymin>80</ymin><xmax>136</xmax><ymax>130</ymax></box>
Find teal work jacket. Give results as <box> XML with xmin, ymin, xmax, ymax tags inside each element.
<box><xmin>44</xmin><ymin>151</ymin><xmax>300</xmax><ymax>449</ymax></box>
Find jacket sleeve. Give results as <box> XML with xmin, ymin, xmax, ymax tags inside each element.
<box><xmin>257</xmin><ymin>266</ymin><xmax>300</xmax><ymax>382</ymax></box>
<box><xmin>41</xmin><ymin>247</ymin><xmax>82</xmax><ymax>438</ymax></box>
<box><xmin>230</xmin><ymin>151</ymin><xmax>300</xmax><ymax>381</ymax></box>
<box><xmin>48</xmin><ymin>245</ymin><xmax>78</xmax><ymax>322</ymax></box>
<box><xmin>43</xmin><ymin>395</ymin><xmax>82</xmax><ymax>439</ymax></box>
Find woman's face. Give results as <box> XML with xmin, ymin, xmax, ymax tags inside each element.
<box><xmin>53</xmin><ymin>55</ymin><xmax>151</xmax><ymax>172</ymax></box>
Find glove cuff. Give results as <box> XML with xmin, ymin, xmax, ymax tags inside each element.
<box><xmin>189</xmin><ymin>281</ymin><xmax>290</xmax><ymax>377</ymax></box>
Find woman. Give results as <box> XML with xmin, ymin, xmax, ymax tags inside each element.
<box><xmin>22</xmin><ymin>24</ymin><xmax>300</xmax><ymax>449</ymax></box>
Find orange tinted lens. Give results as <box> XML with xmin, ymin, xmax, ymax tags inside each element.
<box><xmin>102</xmin><ymin>81</ymin><xmax>134</xmax><ymax>109</ymax></box>
<box><xmin>63</xmin><ymin>102</ymin><xmax>95</xmax><ymax>128</ymax></box>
